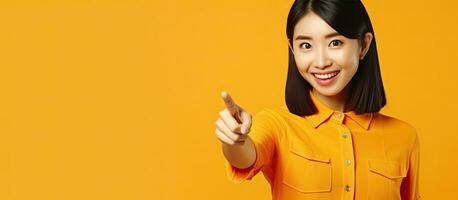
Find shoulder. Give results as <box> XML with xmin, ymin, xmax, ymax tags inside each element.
<box><xmin>250</xmin><ymin>106</ymin><xmax>291</xmax><ymax>130</ymax></box>
<box><xmin>252</xmin><ymin>106</ymin><xmax>284</xmax><ymax>122</ymax></box>
<box><xmin>254</xmin><ymin>105</ymin><xmax>296</xmax><ymax>122</ymax></box>
<box><xmin>256</xmin><ymin>105</ymin><xmax>299</xmax><ymax>117</ymax></box>
<box><xmin>372</xmin><ymin>113</ymin><xmax>417</xmax><ymax>131</ymax></box>
<box><xmin>371</xmin><ymin>112</ymin><xmax>419</xmax><ymax>141</ymax></box>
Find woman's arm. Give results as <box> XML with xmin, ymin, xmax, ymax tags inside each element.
<box><xmin>222</xmin><ymin>136</ymin><xmax>256</xmax><ymax>169</ymax></box>
<box><xmin>215</xmin><ymin>91</ymin><xmax>255</xmax><ymax>169</ymax></box>
<box><xmin>401</xmin><ymin>131</ymin><xmax>421</xmax><ymax>200</ymax></box>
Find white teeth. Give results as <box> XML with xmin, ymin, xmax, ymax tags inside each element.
<box><xmin>313</xmin><ymin>71</ymin><xmax>339</xmax><ymax>79</ymax></box>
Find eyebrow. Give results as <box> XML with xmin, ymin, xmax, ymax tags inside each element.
<box><xmin>295</xmin><ymin>32</ymin><xmax>342</xmax><ymax>40</ymax></box>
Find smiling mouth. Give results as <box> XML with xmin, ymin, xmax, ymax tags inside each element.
<box><xmin>312</xmin><ymin>70</ymin><xmax>341</xmax><ymax>80</ymax></box>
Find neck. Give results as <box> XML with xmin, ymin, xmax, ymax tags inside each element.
<box><xmin>312</xmin><ymin>87</ymin><xmax>350</xmax><ymax>112</ymax></box>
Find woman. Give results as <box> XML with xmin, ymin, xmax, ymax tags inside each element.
<box><xmin>215</xmin><ymin>0</ymin><xmax>420</xmax><ymax>199</ymax></box>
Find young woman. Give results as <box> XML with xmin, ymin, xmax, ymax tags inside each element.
<box><xmin>215</xmin><ymin>0</ymin><xmax>420</xmax><ymax>199</ymax></box>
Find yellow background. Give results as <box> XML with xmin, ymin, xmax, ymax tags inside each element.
<box><xmin>0</xmin><ymin>0</ymin><xmax>456</xmax><ymax>199</ymax></box>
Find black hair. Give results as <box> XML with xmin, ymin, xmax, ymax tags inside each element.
<box><xmin>285</xmin><ymin>0</ymin><xmax>386</xmax><ymax>116</ymax></box>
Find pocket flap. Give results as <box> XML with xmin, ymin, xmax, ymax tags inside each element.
<box><xmin>290</xmin><ymin>139</ymin><xmax>330</xmax><ymax>163</ymax></box>
<box><xmin>368</xmin><ymin>159</ymin><xmax>407</xmax><ymax>179</ymax></box>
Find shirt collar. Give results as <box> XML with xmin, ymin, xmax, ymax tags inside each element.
<box><xmin>305</xmin><ymin>90</ymin><xmax>373</xmax><ymax>130</ymax></box>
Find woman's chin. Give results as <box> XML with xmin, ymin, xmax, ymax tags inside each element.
<box><xmin>312</xmin><ymin>86</ymin><xmax>343</xmax><ymax>97</ymax></box>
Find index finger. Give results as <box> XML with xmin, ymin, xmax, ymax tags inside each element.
<box><xmin>220</xmin><ymin>91</ymin><xmax>239</xmax><ymax>115</ymax></box>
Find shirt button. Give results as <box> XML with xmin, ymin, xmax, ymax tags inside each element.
<box><xmin>342</xmin><ymin>132</ymin><xmax>348</xmax><ymax>139</ymax></box>
<box><xmin>335</xmin><ymin>113</ymin><xmax>342</xmax><ymax>119</ymax></box>
<box><xmin>345</xmin><ymin>159</ymin><xmax>351</xmax><ymax>166</ymax></box>
<box><xmin>345</xmin><ymin>185</ymin><xmax>352</xmax><ymax>192</ymax></box>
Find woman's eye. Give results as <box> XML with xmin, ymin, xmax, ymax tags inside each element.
<box><xmin>299</xmin><ymin>43</ymin><xmax>311</xmax><ymax>49</ymax></box>
<box><xmin>329</xmin><ymin>40</ymin><xmax>343</xmax><ymax>47</ymax></box>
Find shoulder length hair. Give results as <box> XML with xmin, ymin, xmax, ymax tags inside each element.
<box><xmin>285</xmin><ymin>0</ymin><xmax>386</xmax><ymax>116</ymax></box>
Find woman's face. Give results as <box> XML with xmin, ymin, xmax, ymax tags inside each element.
<box><xmin>289</xmin><ymin>12</ymin><xmax>372</xmax><ymax>97</ymax></box>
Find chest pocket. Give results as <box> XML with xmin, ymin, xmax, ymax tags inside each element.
<box><xmin>282</xmin><ymin>139</ymin><xmax>332</xmax><ymax>193</ymax></box>
<box><xmin>367</xmin><ymin>159</ymin><xmax>407</xmax><ymax>200</ymax></box>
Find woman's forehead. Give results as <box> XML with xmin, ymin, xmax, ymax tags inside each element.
<box><xmin>293</xmin><ymin>12</ymin><xmax>340</xmax><ymax>39</ymax></box>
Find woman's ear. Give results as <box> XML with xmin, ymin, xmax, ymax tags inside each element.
<box><xmin>359</xmin><ymin>32</ymin><xmax>373</xmax><ymax>60</ymax></box>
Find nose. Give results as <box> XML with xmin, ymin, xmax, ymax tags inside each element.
<box><xmin>313</xmin><ymin>47</ymin><xmax>332</xmax><ymax>69</ymax></box>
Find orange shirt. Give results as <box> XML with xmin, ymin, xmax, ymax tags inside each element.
<box><xmin>224</xmin><ymin>91</ymin><xmax>421</xmax><ymax>200</ymax></box>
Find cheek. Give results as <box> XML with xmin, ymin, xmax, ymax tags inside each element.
<box><xmin>333</xmin><ymin>50</ymin><xmax>360</xmax><ymax>72</ymax></box>
<box><xmin>294</xmin><ymin>55</ymin><xmax>312</xmax><ymax>73</ymax></box>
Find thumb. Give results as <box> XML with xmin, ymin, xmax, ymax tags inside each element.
<box><xmin>240</xmin><ymin>111</ymin><xmax>252</xmax><ymax>134</ymax></box>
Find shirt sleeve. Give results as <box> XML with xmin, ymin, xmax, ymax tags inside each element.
<box><xmin>224</xmin><ymin>108</ymin><xmax>283</xmax><ymax>183</ymax></box>
<box><xmin>401</xmin><ymin>130</ymin><xmax>421</xmax><ymax>200</ymax></box>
